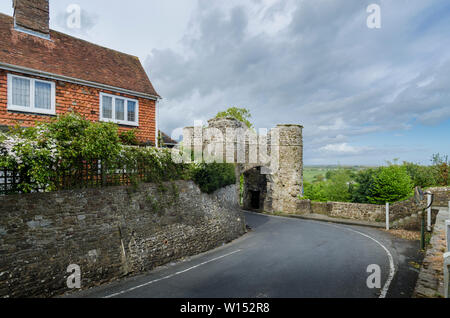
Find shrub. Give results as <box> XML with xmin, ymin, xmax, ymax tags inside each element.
<box><xmin>303</xmin><ymin>169</ymin><xmax>352</xmax><ymax>202</ymax></box>
<box><xmin>366</xmin><ymin>165</ymin><xmax>413</xmax><ymax>204</ymax></box>
<box><xmin>303</xmin><ymin>182</ymin><xmax>327</xmax><ymax>202</ymax></box>
<box><xmin>119</xmin><ymin>129</ymin><xmax>140</xmax><ymax>146</ymax></box>
<box><xmin>190</xmin><ymin>162</ymin><xmax>236</xmax><ymax>194</ymax></box>
<box><xmin>403</xmin><ymin>162</ymin><xmax>437</xmax><ymax>188</ymax></box>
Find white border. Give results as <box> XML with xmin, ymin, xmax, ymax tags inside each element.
<box><xmin>7</xmin><ymin>73</ymin><xmax>56</xmax><ymax>115</ymax></box>
<box><xmin>99</xmin><ymin>92</ymin><xmax>139</xmax><ymax>127</ymax></box>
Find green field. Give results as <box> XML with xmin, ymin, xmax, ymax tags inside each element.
<box><xmin>303</xmin><ymin>166</ymin><xmax>375</xmax><ymax>183</ymax></box>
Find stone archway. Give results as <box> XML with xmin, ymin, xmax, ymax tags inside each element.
<box><xmin>242</xmin><ymin>167</ymin><xmax>268</xmax><ymax>212</ymax></box>
<box><xmin>182</xmin><ymin>117</ymin><xmax>304</xmax><ymax>214</ymax></box>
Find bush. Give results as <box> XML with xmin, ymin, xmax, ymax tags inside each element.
<box><xmin>190</xmin><ymin>162</ymin><xmax>236</xmax><ymax>194</ymax></box>
<box><xmin>303</xmin><ymin>168</ymin><xmax>352</xmax><ymax>202</ymax></box>
<box><xmin>303</xmin><ymin>182</ymin><xmax>327</xmax><ymax>202</ymax></box>
<box><xmin>119</xmin><ymin>129</ymin><xmax>140</xmax><ymax>146</ymax></box>
<box><xmin>403</xmin><ymin>162</ymin><xmax>437</xmax><ymax>188</ymax></box>
<box><xmin>353</xmin><ymin>165</ymin><xmax>413</xmax><ymax>204</ymax></box>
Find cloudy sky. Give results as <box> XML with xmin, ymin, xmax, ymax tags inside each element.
<box><xmin>1</xmin><ymin>0</ymin><xmax>449</xmax><ymax>166</ymax></box>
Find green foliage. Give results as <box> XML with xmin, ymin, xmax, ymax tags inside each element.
<box><xmin>119</xmin><ymin>129</ymin><xmax>140</xmax><ymax>146</ymax></box>
<box><xmin>403</xmin><ymin>162</ymin><xmax>437</xmax><ymax>188</ymax></box>
<box><xmin>350</xmin><ymin>168</ymin><xmax>376</xmax><ymax>203</ymax></box>
<box><xmin>324</xmin><ymin>169</ymin><xmax>352</xmax><ymax>202</ymax></box>
<box><xmin>303</xmin><ymin>182</ymin><xmax>328</xmax><ymax>202</ymax></box>
<box><xmin>215</xmin><ymin>107</ymin><xmax>253</xmax><ymax>128</ymax></box>
<box><xmin>431</xmin><ymin>153</ymin><xmax>449</xmax><ymax>186</ymax></box>
<box><xmin>360</xmin><ymin>165</ymin><xmax>413</xmax><ymax>204</ymax></box>
<box><xmin>190</xmin><ymin>162</ymin><xmax>236</xmax><ymax>194</ymax></box>
<box><xmin>304</xmin><ymin>168</ymin><xmax>352</xmax><ymax>202</ymax></box>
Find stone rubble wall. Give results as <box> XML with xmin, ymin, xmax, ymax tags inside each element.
<box><xmin>294</xmin><ymin>200</ymin><xmax>384</xmax><ymax>222</ymax></box>
<box><xmin>292</xmin><ymin>188</ymin><xmax>450</xmax><ymax>228</ymax></box>
<box><xmin>413</xmin><ymin>208</ymin><xmax>449</xmax><ymax>298</ymax></box>
<box><xmin>0</xmin><ymin>181</ymin><xmax>246</xmax><ymax>298</ymax></box>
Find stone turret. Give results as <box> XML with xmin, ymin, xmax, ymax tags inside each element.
<box><xmin>268</xmin><ymin>124</ymin><xmax>303</xmax><ymax>213</ymax></box>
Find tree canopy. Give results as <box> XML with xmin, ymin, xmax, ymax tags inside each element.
<box><xmin>215</xmin><ymin>107</ymin><xmax>253</xmax><ymax>128</ymax></box>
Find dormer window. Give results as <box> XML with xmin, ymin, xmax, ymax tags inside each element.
<box><xmin>7</xmin><ymin>74</ymin><xmax>56</xmax><ymax>115</ymax></box>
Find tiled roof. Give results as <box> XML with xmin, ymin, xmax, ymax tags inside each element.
<box><xmin>0</xmin><ymin>13</ymin><xmax>159</xmax><ymax>98</ymax></box>
<box><xmin>159</xmin><ymin>131</ymin><xmax>178</xmax><ymax>145</ymax></box>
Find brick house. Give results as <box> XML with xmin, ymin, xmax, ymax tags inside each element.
<box><xmin>0</xmin><ymin>0</ymin><xmax>160</xmax><ymax>145</ymax></box>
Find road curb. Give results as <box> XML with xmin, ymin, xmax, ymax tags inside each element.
<box><xmin>255</xmin><ymin>211</ymin><xmax>386</xmax><ymax>229</ymax></box>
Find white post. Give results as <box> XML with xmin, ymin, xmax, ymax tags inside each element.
<box><xmin>386</xmin><ymin>202</ymin><xmax>390</xmax><ymax>231</ymax></box>
<box><xmin>448</xmin><ymin>201</ymin><xmax>450</xmax><ymax>218</ymax></box>
<box><xmin>427</xmin><ymin>194</ymin><xmax>432</xmax><ymax>232</ymax></box>
<box><xmin>445</xmin><ymin>252</ymin><xmax>450</xmax><ymax>298</ymax></box>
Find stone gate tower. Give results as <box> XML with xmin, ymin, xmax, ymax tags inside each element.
<box><xmin>181</xmin><ymin>118</ymin><xmax>304</xmax><ymax>214</ymax></box>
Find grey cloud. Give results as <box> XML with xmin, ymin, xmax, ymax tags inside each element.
<box><xmin>145</xmin><ymin>0</ymin><xmax>450</xmax><ymax>164</ymax></box>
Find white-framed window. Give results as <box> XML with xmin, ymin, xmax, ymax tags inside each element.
<box><xmin>100</xmin><ymin>93</ymin><xmax>139</xmax><ymax>127</ymax></box>
<box><xmin>7</xmin><ymin>74</ymin><xmax>56</xmax><ymax>115</ymax></box>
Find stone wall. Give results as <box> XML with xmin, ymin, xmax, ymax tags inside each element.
<box><xmin>328</xmin><ymin>202</ymin><xmax>384</xmax><ymax>222</ymax></box>
<box><xmin>413</xmin><ymin>207</ymin><xmax>449</xmax><ymax>298</ymax></box>
<box><xmin>0</xmin><ymin>181</ymin><xmax>246</xmax><ymax>298</ymax></box>
<box><xmin>428</xmin><ymin>187</ymin><xmax>450</xmax><ymax>207</ymax></box>
<box><xmin>294</xmin><ymin>200</ymin><xmax>384</xmax><ymax>222</ymax></box>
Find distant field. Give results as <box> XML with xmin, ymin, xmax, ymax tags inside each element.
<box><xmin>303</xmin><ymin>166</ymin><xmax>375</xmax><ymax>183</ymax></box>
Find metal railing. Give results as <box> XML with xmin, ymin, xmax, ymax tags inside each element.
<box><xmin>0</xmin><ymin>159</ymin><xmax>173</xmax><ymax>195</ymax></box>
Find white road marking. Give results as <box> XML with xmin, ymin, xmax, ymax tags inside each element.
<box><xmin>103</xmin><ymin>249</ymin><xmax>242</xmax><ymax>298</ymax></box>
<box><xmin>330</xmin><ymin>225</ymin><xmax>396</xmax><ymax>298</ymax></box>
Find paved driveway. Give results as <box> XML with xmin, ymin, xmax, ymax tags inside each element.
<box><xmin>71</xmin><ymin>212</ymin><xmax>422</xmax><ymax>298</ymax></box>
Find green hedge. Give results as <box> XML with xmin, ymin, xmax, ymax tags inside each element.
<box><xmin>190</xmin><ymin>162</ymin><xmax>236</xmax><ymax>194</ymax></box>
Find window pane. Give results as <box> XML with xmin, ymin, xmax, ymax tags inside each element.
<box><xmin>116</xmin><ymin>99</ymin><xmax>125</xmax><ymax>121</ymax></box>
<box><xmin>127</xmin><ymin>101</ymin><xmax>136</xmax><ymax>122</ymax></box>
<box><xmin>35</xmin><ymin>81</ymin><xmax>52</xmax><ymax>110</ymax></box>
<box><xmin>12</xmin><ymin>77</ymin><xmax>30</xmax><ymax>107</ymax></box>
<box><xmin>102</xmin><ymin>96</ymin><xmax>113</xmax><ymax>119</ymax></box>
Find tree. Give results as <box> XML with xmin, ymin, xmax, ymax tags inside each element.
<box><xmin>351</xmin><ymin>168</ymin><xmax>376</xmax><ymax>203</ymax></box>
<box><xmin>403</xmin><ymin>161</ymin><xmax>437</xmax><ymax>188</ymax></box>
<box><xmin>215</xmin><ymin>107</ymin><xmax>253</xmax><ymax>129</ymax></box>
<box><xmin>431</xmin><ymin>153</ymin><xmax>449</xmax><ymax>186</ymax></box>
<box><xmin>366</xmin><ymin>165</ymin><xmax>413</xmax><ymax>204</ymax></box>
<box><xmin>324</xmin><ymin>169</ymin><xmax>352</xmax><ymax>202</ymax></box>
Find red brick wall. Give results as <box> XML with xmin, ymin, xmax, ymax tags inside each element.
<box><xmin>0</xmin><ymin>69</ymin><xmax>156</xmax><ymax>144</ymax></box>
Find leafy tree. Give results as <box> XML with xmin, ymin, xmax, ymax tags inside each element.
<box><xmin>190</xmin><ymin>162</ymin><xmax>236</xmax><ymax>194</ymax></box>
<box><xmin>303</xmin><ymin>182</ymin><xmax>328</xmax><ymax>202</ymax></box>
<box><xmin>403</xmin><ymin>162</ymin><xmax>437</xmax><ymax>188</ymax></box>
<box><xmin>366</xmin><ymin>165</ymin><xmax>413</xmax><ymax>204</ymax></box>
<box><xmin>304</xmin><ymin>169</ymin><xmax>352</xmax><ymax>202</ymax></box>
<box><xmin>324</xmin><ymin>169</ymin><xmax>352</xmax><ymax>202</ymax></box>
<box><xmin>215</xmin><ymin>107</ymin><xmax>253</xmax><ymax>128</ymax></box>
<box><xmin>351</xmin><ymin>168</ymin><xmax>376</xmax><ymax>203</ymax></box>
<box><xmin>431</xmin><ymin>153</ymin><xmax>449</xmax><ymax>186</ymax></box>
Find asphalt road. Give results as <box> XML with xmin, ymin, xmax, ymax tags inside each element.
<box><xmin>72</xmin><ymin>212</ymin><xmax>422</xmax><ymax>298</ymax></box>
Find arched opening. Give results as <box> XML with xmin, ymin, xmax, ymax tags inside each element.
<box><xmin>241</xmin><ymin>167</ymin><xmax>267</xmax><ymax>212</ymax></box>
